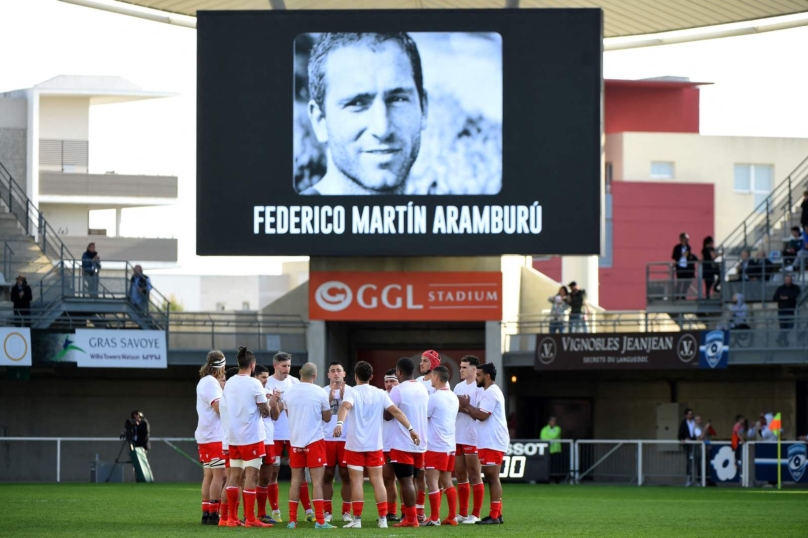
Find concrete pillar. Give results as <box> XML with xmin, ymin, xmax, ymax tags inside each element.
<box><xmin>26</xmin><ymin>89</ymin><xmax>39</xmax><ymax>203</ymax></box>
<box><xmin>115</xmin><ymin>208</ymin><xmax>123</xmax><ymax>237</ymax></box>
<box><xmin>485</xmin><ymin>320</ymin><xmax>503</xmax><ymax>388</ymax></box>
<box><xmin>561</xmin><ymin>255</ymin><xmax>599</xmax><ymax>307</ymax></box>
<box><xmin>306</xmin><ymin>319</ymin><xmax>326</xmax><ymax>376</ymax></box>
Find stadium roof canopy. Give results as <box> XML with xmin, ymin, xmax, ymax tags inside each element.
<box><xmin>63</xmin><ymin>0</ymin><xmax>808</xmax><ymax>44</ymax></box>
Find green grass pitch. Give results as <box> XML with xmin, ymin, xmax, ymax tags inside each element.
<box><xmin>1</xmin><ymin>482</ymin><xmax>807</xmax><ymax>537</ymax></box>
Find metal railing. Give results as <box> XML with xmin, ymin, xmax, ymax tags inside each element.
<box><xmin>4</xmin><ymin>437</ymin><xmax>802</xmax><ymax>486</ymax></box>
<box><xmin>0</xmin><ymin>159</ymin><xmax>75</xmax><ymax>262</ymax></box>
<box><xmin>647</xmin><ymin>257</ymin><xmax>808</xmax><ymax>306</ymax></box>
<box><xmin>718</xmin><ymin>154</ymin><xmax>808</xmax><ymax>256</ymax></box>
<box><xmin>503</xmin><ymin>310</ymin><xmax>695</xmax><ymax>334</ymax></box>
<box><xmin>2</xmin><ymin>241</ymin><xmax>13</xmax><ymax>280</ymax></box>
<box><xmin>0</xmin><ymin>437</ymin><xmax>197</xmax><ymax>482</ymax></box>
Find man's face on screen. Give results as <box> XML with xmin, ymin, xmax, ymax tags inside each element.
<box><xmin>313</xmin><ymin>40</ymin><xmax>426</xmax><ymax>192</ymax></box>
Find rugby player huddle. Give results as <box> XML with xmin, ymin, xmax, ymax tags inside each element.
<box><xmin>194</xmin><ymin>347</ymin><xmax>509</xmax><ymax>529</ymax></box>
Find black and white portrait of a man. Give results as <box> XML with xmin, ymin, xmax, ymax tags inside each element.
<box><xmin>294</xmin><ymin>32</ymin><xmax>503</xmax><ymax>196</ymax></box>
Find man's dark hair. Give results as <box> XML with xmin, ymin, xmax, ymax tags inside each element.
<box><xmin>385</xmin><ymin>368</ymin><xmax>396</xmax><ymax>377</ymax></box>
<box><xmin>329</xmin><ymin>361</ymin><xmax>345</xmax><ymax>370</ymax></box>
<box><xmin>396</xmin><ymin>357</ymin><xmax>415</xmax><ymax>377</ymax></box>
<box><xmin>479</xmin><ymin>362</ymin><xmax>497</xmax><ymax>381</ymax></box>
<box><xmin>433</xmin><ymin>365</ymin><xmax>450</xmax><ymax>383</ymax></box>
<box><xmin>735</xmin><ymin>414</ymin><xmax>744</xmax><ymax>422</ymax></box>
<box><xmin>273</xmin><ymin>351</ymin><xmax>292</xmax><ymax>364</ymax></box>
<box><xmin>354</xmin><ymin>361</ymin><xmax>373</xmax><ymax>382</ymax></box>
<box><xmin>793</xmin><ymin>226</ymin><xmax>801</xmax><ymax>233</ymax></box>
<box><xmin>308</xmin><ymin>32</ymin><xmax>425</xmax><ymax>114</ymax></box>
<box><xmin>225</xmin><ymin>366</ymin><xmax>239</xmax><ymax>380</ymax></box>
<box><xmin>130</xmin><ymin>410</ymin><xmax>141</xmax><ymax>419</ymax></box>
<box><xmin>460</xmin><ymin>355</ymin><xmax>480</xmax><ymax>367</ymax></box>
<box><xmin>237</xmin><ymin>346</ymin><xmax>256</xmax><ymax>369</ymax></box>
<box><xmin>684</xmin><ymin>408</ymin><xmax>693</xmax><ymax>416</ymax></box>
<box><xmin>253</xmin><ymin>364</ymin><xmax>269</xmax><ymax>376</ymax></box>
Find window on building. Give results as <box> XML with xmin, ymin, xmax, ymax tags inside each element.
<box><xmin>216</xmin><ymin>302</ymin><xmax>226</xmax><ymax>311</ymax></box>
<box><xmin>599</xmin><ymin>192</ymin><xmax>613</xmax><ymax>268</ymax></box>
<box><xmin>734</xmin><ymin>164</ymin><xmax>774</xmax><ymax>213</ymax></box>
<box><xmin>650</xmin><ymin>161</ymin><xmax>674</xmax><ymax>179</ymax></box>
<box><xmin>242</xmin><ymin>301</ymin><xmax>251</xmax><ymax>311</ymax></box>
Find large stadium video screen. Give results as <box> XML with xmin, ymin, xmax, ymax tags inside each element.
<box><xmin>197</xmin><ymin>9</ymin><xmax>603</xmax><ymax>256</ymax></box>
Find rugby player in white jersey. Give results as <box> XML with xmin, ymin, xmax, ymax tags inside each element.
<box><xmin>252</xmin><ymin>364</ymin><xmax>281</xmax><ymax>524</ymax></box>
<box><xmin>215</xmin><ymin>366</ymin><xmax>238</xmax><ymax>527</ymax></box>
<box><xmin>414</xmin><ymin>349</ymin><xmax>440</xmax><ymax>520</ymax></box>
<box><xmin>321</xmin><ymin>361</ymin><xmax>353</xmax><ymax>523</ymax></box>
<box><xmin>386</xmin><ymin>357</ymin><xmax>429</xmax><ymax>528</ymax></box>
<box><xmin>333</xmin><ymin>360</ymin><xmax>420</xmax><ymax>529</ymax></box>
<box><xmin>283</xmin><ymin>362</ymin><xmax>336</xmax><ymax>529</ymax></box>
<box><xmin>382</xmin><ymin>369</ymin><xmax>401</xmax><ymax>522</ymax></box>
<box><xmin>424</xmin><ymin>365</ymin><xmax>460</xmax><ymax>526</ymax></box>
<box><xmin>453</xmin><ymin>355</ymin><xmax>484</xmax><ymax>524</ymax></box>
<box><xmin>457</xmin><ymin>363</ymin><xmax>510</xmax><ymax>525</ymax></box>
<box><xmin>265</xmin><ymin>352</ymin><xmax>313</xmax><ymax>522</ymax></box>
<box><xmin>194</xmin><ymin>350</ymin><xmax>226</xmax><ymax>525</ymax></box>
<box><xmin>222</xmin><ymin>347</ymin><xmax>272</xmax><ymax>527</ymax></box>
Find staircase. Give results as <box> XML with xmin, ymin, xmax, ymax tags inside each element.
<box><xmin>718</xmin><ymin>154</ymin><xmax>808</xmax><ymax>256</ymax></box>
<box><xmin>0</xmin><ymin>159</ymin><xmax>169</xmax><ymax>330</ymax></box>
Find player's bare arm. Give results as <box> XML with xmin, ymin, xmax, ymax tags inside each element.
<box><xmin>464</xmin><ymin>407</ymin><xmax>491</xmax><ymax>422</ymax></box>
<box><xmin>257</xmin><ymin>401</ymin><xmax>271</xmax><ymax>418</ymax></box>
<box><xmin>321</xmin><ymin>407</ymin><xmax>333</xmax><ymax>424</ymax></box>
<box><xmin>387</xmin><ymin>404</ymin><xmax>421</xmax><ymax>446</ymax></box>
<box><xmin>268</xmin><ymin>390</ymin><xmax>281</xmax><ymax>421</ymax></box>
<box><xmin>212</xmin><ymin>399</ymin><xmax>220</xmax><ymax>415</ymax></box>
<box><xmin>457</xmin><ymin>394</ymin><xmax>470</xmax><ymax>415</ymax></box>
<box><xmin>332</xmin><ymin>400</ymin><xmax>352</xmax><ymax>437</ymax></box>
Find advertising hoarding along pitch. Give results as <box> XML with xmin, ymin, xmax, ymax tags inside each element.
<box><xmin>309</xmin><ymin>271</ymin><xmax>502</xmax><ymax>321</ymax></box>
<box><xmin>197</xmin><ymin>9</ymin><xmax>603</xmax><ymax>256</ymax></box>
<box><xmin>0</xmin><ymin>328</ymin><xmax>32</xmax><ymax>367</ymax></box>
<box><xmin>535</xmin><ymin>330</ymin><xmax>729</xmax><ymax>371</ymax></box>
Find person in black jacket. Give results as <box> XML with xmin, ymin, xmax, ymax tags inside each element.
<box><xmin>701</xmin><ymin>236</ymin><xmax>720</xmax><ymax>299</ymax></box>
<box><xmin>672</xmin><ymin>233</ymin><xmax>698</xmax><ymax>299</ymax></box>
<box><xmin>800</xmin><ymin>191</ymin><xmax>808</xmax><ymax>231</ymax></box>
<box><xmin>774</xmin><ymin>275</ymin><xmax>801</xmax><ymax>346</ymax></box>
<box><xmin>677</xmin><ymin>408</ymin><xmax>696</xmax><ymax>486</ymax></box>
<box><xmin>125</xmin><ymin>411</ymin><xmax>151</xmax><ymax>451</ymax></box>
<box><xmin>11</xmin><ymin>275</ymin><xmax>33</xmax><ymax>327</ymax></box>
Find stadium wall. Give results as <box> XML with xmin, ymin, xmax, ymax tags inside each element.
<box><xmin>533</xmin><ymin>181</ymin><xmax>714</xmax><ymax>311</ymax></box>
<box><xmin>508</xmin><ymin>366</ymin><xmax>799</xmax><ymax>440</ymax></box>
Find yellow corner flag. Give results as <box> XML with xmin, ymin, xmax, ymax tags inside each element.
<box><xmin>771</xmin><ymin>412</ymin><xmax>782</xmax><ymax>489</ymax></box>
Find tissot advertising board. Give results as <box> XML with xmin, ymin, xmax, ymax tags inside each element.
<box><xmin>197</xmin><ymin>9</ymin><xmax>602</xmax><ymax>256</ymax></box>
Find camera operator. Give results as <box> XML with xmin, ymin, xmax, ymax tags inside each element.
<box><xmin>124</xmin><ymin>410</ymin><xmax>151</xmax><ymax>451</ymax></box>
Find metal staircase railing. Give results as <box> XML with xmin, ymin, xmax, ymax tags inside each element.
<box><xmin>0</xmin><ymin>160</ymin><xmax>75</xmax><ymax>262</ymax></box>
<box><xmin>30</xmin><ymin>259</ymin><xmax>171</xmax><ymax>330</ymax></box>
<box><xmin>718</xmin><ymin>154</ymin><xmax>808</xmax><ymax>256</ymax></box>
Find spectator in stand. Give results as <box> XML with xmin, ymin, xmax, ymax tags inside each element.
<box><xmin>701</xmin><ymin>236</ymin><xmax>720</xmax><ymax>299</ymax></box>
<box><xmin>548</xmin><ymin>286</ymin><xmax>569</xmax><ymax>334</ymax></box>
<box><xmin>729</xmin><ymin>293</ymin><xmax>750</xmax><ymax>330</ymax></box>
<box><xmin>677</xmin><ymin>408</ymin><xmax>696</xmax><ymax>486</ymax></box>
<box><xmin>773</xmin><ymin>274</ymin><xmax>800</xmax><ymax>346</ymax></box>
<box><xmin>81</xmin><ymin>242</ymin><xmax>101</xmax><ymax>298</ymax></box>
<box><xmin>11</xmin><ymin>275</ymin><xmax>32</xmax><ymax>327</ymax></box>
<box><xmin>733</xmin><ymin>249</ymin><xmax>753</xmax><ymax>281</ymax></box>
<box><xmin>566</xmin><ymin>282</ymin><xmax>588</xmax><ymax>333</ymax></box>
<box><xmin>783</xmin><ymin>227</ymin><xmax>804</xmax><ymax>270</ymax></box>
<box><xmin>731</xmin><ymin>414</ymin><xmax>746</xmax><ymax>471</ymax></box>
<box><xmin>130</xmin><ymin>265</ymin><xmax>153</xmax><ymax>311</ymax></box>
<box><xmin>748</xmin><ymin>250</ymin><xmax>774</xmax><ymax>281</ymax></box>
<box><xmin>672</xmin><ymin>233</ymin><xmax>698</xmax><ymax>299</ymax></box>
<box><xmin>748</xmin><ymin>413</ymin><xmax>775</xmax><ymax>442</ymax></box>
<box><xmin>801</xmin><ymin>191</ymin><xmax>808</xmax><ymax>231</ymax></box>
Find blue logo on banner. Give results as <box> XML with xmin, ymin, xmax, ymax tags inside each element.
<box><xmin>788</xmin><ymin>444</ymin><xmax>807</xmax><ymax>482</ymax></box>
<box><xmin>699</xmin><ymin>330</ymin><xmax>728</xmax><ymax>369</ymax></box>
